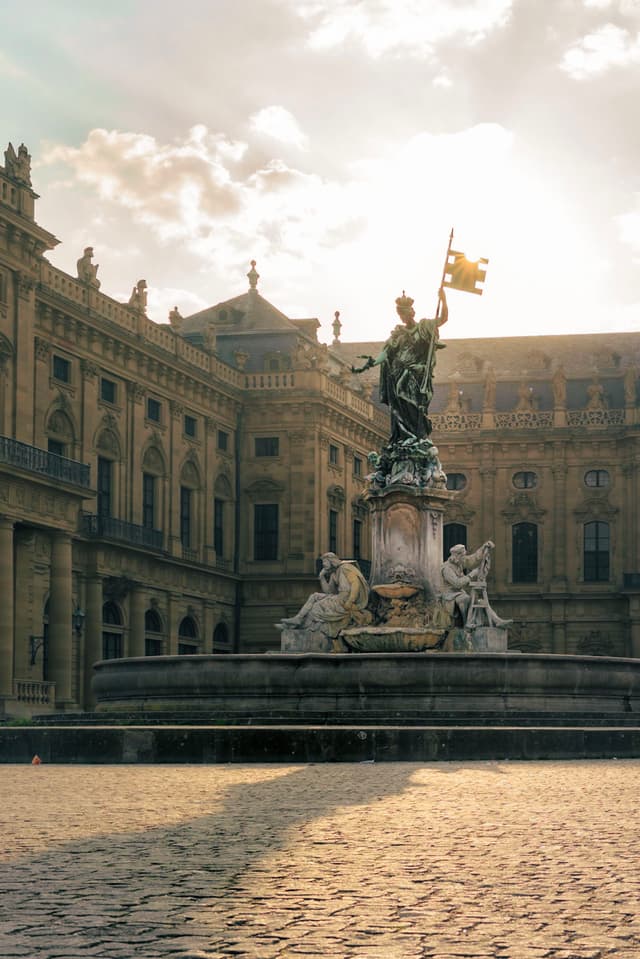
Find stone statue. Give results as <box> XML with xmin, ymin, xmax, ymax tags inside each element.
<box><xmin>353</xmin><ymin>288</ymin><xmax>448</xmax><ymax>444</ymax></box>
<box><xmin>168</xmin><ymin>305</ymin><xmax>183</xmax><ymax>331</ymax></box>
<box><xmin>624</xmin><ymin>365</ymin><xmax>637</xmax><ymax>406</ymax></box>
<box><xmin>76</xmin><ymin>247</ymin><xmax>100</xmax><ymax>289</ymax></box>
<box><xmin>483</xmin><ymin>365</ymin><xmax>496</xmax><ymax>410</ymax></box>
<box><xmin>440</xmin><ymin>541</ymin><xmax>510</xmax><ymax>629</ymax></box>
<box><xmin>552</xmin><ymin>364</ymin><xmax>566</xmax><ymax>407</ymax></box>
<box><xmin>275</xmin><ymin>552</ymin><xmax>371</xmax><ymax>638</ymax></box>
<box><xmin>128</xmin><ymin>279</ymin><xmax>147</xmax><ymax>313</ymax></box>
<box><xmin>586</xmin><ymin>378</ymin><xmax>607</xmax><ymax>410</ymax></box>
<box><xmin>515</xmin><ymin>382</ymin><xmax>535</xmax><ymax>411</ymax></box>
<box><xmin>4</xmin><ymin>142</ymin><xmax>32</xmax><ymax>186</ymax></box>
<box><xmin>445</xmin><ymin>380</ymin><xmax>463</xmax><ymax>412</ymax></box>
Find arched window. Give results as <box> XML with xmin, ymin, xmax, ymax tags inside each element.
<box><xmin>145</xmin><ymin>608</ymin><xmax>163</xmax><ymax>656</ymax></box>
<box><xmin>180</xmin><ymin>460</ymin><xmax>200</xmax><ymax>551</ymax></box>
<box><xmin>46</xmin><ymin>409</ymin><xmax>75</xmax><ymax>458</ymax></box>
<box><xmin>213</xmin><ymin>622</ymin><xmax>230</xmax><ymax>652</ymax></box>
<box><xmin>446</xmin><ymin>473</ymin><xmax>467</xmax><ymax>492</ymax></box>
<box><xmin>178</xmin><ymin>615</ymin><xmax>198</xmax><ymax>655</ymax></box>
<box><xmin>142</xmin><ymin>446</ymin><xmax>165</xmax><ymax>531</ymax></box>
<box><xmin>443</xmin><ymin>523</ymin><xmax>467</xmax><ymax>560</ymax></box>
<box><xmin>584</xmin><ymin>521</ymin><xmax>610</xmax><ymax>582</ymax></box>
<box><xmin>512</xmin><ymin>522</ymin><xmax>538</xmax><ymax>583</ymax></box>
<box><xmin>102</xmin><ymin>601</ymin><xmax>123</xmax><ymax>659</ymax></box>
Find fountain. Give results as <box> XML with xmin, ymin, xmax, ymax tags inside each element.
<box><xmin>83</xmin><ymin>287</ymin><xmax>640</xmax><ymax>761</ymax></box>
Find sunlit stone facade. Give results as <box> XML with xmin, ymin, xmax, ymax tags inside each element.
<box><xmin>1</xmin><ymin>143</ymin><xmax>639</xmax><ymax>718</ymax></box>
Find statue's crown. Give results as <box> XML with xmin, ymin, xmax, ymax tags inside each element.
<box><xmin>395</xmin><ymin>290</ymin><xmax>415</xmax><ymax>322</ymax></box>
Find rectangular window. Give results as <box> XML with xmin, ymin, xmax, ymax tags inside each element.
<box><xmin>142</xmin><ymin>473</ymin><xmax>155</xmax><ymax>530</ymax></box>
<box><xmin>214</xmin><ymin>498</ymin><xmax>224</xmax><ymax>556</ymax></box>
<box><xmin>145</xmin><ymin>637</ymin><xmax>162</xmax><ymax>656</ymax></box>
<box><xmin>329</xmin><ymin>444</ymin><xmax>339</xmax><ymax>465</ymax></box>
<box><xmin>47</xmin><ymin>439</ymin><xmax>65</xmax><ymax>458</ymax></box>
<box><xmin>100</xmin><ymin>378</ymin><xmax>116</xmax><ymax>404</ymax></box>
<box><xmin>353</xmin><ymin>518</ymin><xmax>362</xmax><ymax>559</ymax></box>
<box><xmin>102</xmin><ymin>633</ymin><xmax>122</xmax><ymax>660</ymax></box>
<box><xmin>353</xmin><ymin>456</ymin><xmax>362</xmax><ymax>476</ymax></box>
<box><xmin>329</xmin><ymin>509</ymin><xmax>338</xmax><ymax>553</ymax></box>
<box><xmin>254</xmin><ymin>504</ymin><xmax>278</xmax><ymax>561</ymax></box>
<box><xmin>184</xmin><ymin>414</ymin><xmax>197</xmax><ymax>437</ymax></box>
<box><xmin>180</xmin><ymin>486</ymin><xmax>192</xmax><ymax>547</ymax></box>
<box><xmin>0</xmin><ymin>270</ymin><xmax>7</xmax><ymax>303</ymax></box>
<box><xmin>584</xmin><ymin>521</ymin><xmax>610</xmax><ymax>582</ymax></box>
<box><xmin>512</xmin><ymin>522</ymin><xmax>538</xmax><ymax>583</ymax></box>
<box><xmin>53</xmin><ymin>355</ymin><xmax>70</xmax><ymax>383</ymax></box>
<box><xmin>255</xmin><ymin>436</ymin><xmax>279</xmax><ymax>457</ymax></box>
<box><xmin>217</xmin><ymin>430</ymin><xmax>229</xmax><ymax>451</ymax></box>
<box><xmin>147</xmin><ymin>397</ymin><xmax>161</xmax><ymax>422</ymax></box>
<box><xmin>97</xmin><ymin>456</ymin><xmax>112</xmax><ymax>518</ymax></box>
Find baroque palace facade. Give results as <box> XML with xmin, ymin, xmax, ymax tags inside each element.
<box><xmin>1</xmin><ymin>141</ymin><xmax>639</xmax><ymax>718</ymax></box>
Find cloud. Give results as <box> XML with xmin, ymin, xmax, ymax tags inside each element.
<box><xmin>616</xmin><ymin>199</ymin><xmax>640</xmax><ymax>254</ymax></box>
<box><xmin>289</xmin><ymin>0</ymin><xmax>513</xmax><ymax>58</ymax></box>
<box><xmin>249</xmin><ymin>106</ymin><xmax>309</xmax><ymax>150</ymax></box>
<box><xmin>41</xmin><ymin>125</ymin><xmax>364</xmax><ymax>279</ymax></box>
<box><xmin>560</xmin><ymin>22</ymin><xmax>640</xmax><ymax>77</ymax></box>
<box><xmin>0</xmin><ymin>50</ymin><xmax>27</xmax><ymax>79</ymax></box>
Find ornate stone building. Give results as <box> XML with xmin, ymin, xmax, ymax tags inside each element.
<box><xmin>1</xmin><ymin>141</ymin><xmax>639</xmax><ymax>717</ymax></box>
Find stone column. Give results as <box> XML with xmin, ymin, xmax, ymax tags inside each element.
<box><xmin>0</xmin><ymin>517</ymin><xmax>15</xmax><ymax>701</ymax></box>
<box><xmin>129</xmin><ymin>587</ymin><xmax>146</xmax><ymax>658</ymax></box>
<box><xmin>48</xmin><ymin>532</ymin><xmax>74</xmax><ymax>707</ymax></box>
<box><xmin>479</xmin><ymin>465</ymin><xmax>496</xmax><ymax>544</ymax></box>
<box><xmin>551</xmin><ymin>460</ymin><xmax>567</xmax><ymax>589</ymax></box>
<box><xmin>83</xmin><ymin>574</ymin><xmax>103</xmax><ymax>708</ymax></box>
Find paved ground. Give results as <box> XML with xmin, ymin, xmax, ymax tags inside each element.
<box><xmin>1</xmin><ymin>762</ymin><xmax>640</xmax><ymax>959</ymax></box>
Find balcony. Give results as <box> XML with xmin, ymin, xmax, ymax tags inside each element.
<box><xmin>82</xmin><ymin>513</ymin><xmax>164</xmax><ymax>551</ymax></box>
<box><xmin>0</xmin><ymin>435</ymin><xmax>90</xmax><ymax>488</ymax></box>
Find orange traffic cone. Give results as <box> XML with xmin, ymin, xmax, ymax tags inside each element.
<box><xmin>31</xmin><ymin>755</ymin><xmax>42</xmax><ymax>765</ymax></box>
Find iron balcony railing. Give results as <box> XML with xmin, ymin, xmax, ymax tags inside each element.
<box><xmin>0</xmin><ymin>435</ymin><xmax>90</xmax><ymax>488</ymax></box>
<box><xmin>82</xmin><ymin>513</ymin><xmax>164</xmax><ymax>551</ymax></box>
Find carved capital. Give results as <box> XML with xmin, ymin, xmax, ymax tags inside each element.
<box><xmin>17</xmin><ymin>273</ymin><xmax>35</xmax><ymax>300</ymax></box>
<box><xmin>127</xmin><ymin>382</ymin><xmax>145</xmax><ymax>404</ymax></box>
<box><xmin>34</xmin><ymin>336</ymin><xmax>51</xmax><ymax>362</ymax></box>
<box><xmin>80</xmin><ymin>359</ymin><xmax>98</xmax><ymax>381</ymax></box>
<box><xmin>170</xmin><ymin>400</ymin><xmax>184</xmax><ymax>419</ymax></box>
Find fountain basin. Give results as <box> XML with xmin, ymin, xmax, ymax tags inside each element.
<box><xmin>92</xmin><ymin>652</ymin><xmax>640</xmax><ymax>723</ymax></box>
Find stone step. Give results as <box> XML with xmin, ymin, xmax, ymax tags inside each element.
<box><xmin>1</xmin><ymin>724</ymin><xmax>640</xmax><ymax>763</ymax></box>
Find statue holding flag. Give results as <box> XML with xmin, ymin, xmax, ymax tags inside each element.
<box><xmin>353</xmin><ymin>230</ymin><xmax>488</xmax><ymax>491</ymax></box>
<box><xmin>354</xmin><ymin>287</ymin><xmax>448</xmax><ymax>445</ymax></box>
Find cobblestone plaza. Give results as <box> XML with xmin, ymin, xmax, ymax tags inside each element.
<box><xmin>2</xmin><ymin>761</ymin><xmax>640</xmax><ymax>958</ymax></box>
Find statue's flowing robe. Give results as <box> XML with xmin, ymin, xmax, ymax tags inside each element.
<box><xmin>376</xmin><ymin>318</ymin><xmax>443</xmax><ymax>443</ymax></box>
<box><xmin>302</xmin><ymin>562</ymin><xmax>370</xmax><ymax>637</ymax></box>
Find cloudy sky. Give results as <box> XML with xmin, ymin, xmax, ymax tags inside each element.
<box><xmin>2</xmin><ymin>0</ymin><xmax>640</xmax><ymax>342</ymax></box>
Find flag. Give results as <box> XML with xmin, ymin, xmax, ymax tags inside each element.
<box><xmin>443</xmin><ymin>250</ymin><xmax>488</xmax><ymax>295</ymax></box>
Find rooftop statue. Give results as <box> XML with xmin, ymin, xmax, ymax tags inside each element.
<box><xmin>76</xmin><ymin>247</ymin><xmax>100</xmax><ymax>289</ymax></box>
<box><xmin>4</xmin><ymin>142</ymin><xmax>32</xmax><ymax>186</ymax></box>
<box><xmin>128</xmin><ymin>279</ymin><xmax>148</xmax><ymax>313</ymax></box>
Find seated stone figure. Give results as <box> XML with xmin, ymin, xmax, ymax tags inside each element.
<box><xmin>440</xmin><ymin>541</ymin><xmax>510</xmax><ymax>629</ymax></box>
<box><xmin>276</xmin><ymin>552</ymin><xmax>371</xmax><ymax>639</ymax></box>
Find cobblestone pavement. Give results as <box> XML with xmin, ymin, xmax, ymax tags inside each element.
<box><xmin>1</xmin><ymin>761</ymin><xmax>640</xmax><ymax>959</ymax></box>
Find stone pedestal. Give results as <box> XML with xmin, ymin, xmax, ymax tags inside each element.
<box><xmin>364</xmin><ymin>485</ymin><xmax>450</xmax><ymax>601</ymax></box>
<box><xmin>280</xmin><ymin>628</ymin><xmax>334</xmax><ymax>653</ymax></box>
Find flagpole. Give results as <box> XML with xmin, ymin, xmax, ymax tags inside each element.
<box><xmin>435</xmin><ymin>227</ymin><xmax>454</xmax><ymax>321</ymax></box>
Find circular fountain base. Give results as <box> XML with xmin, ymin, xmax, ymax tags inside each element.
<box><xmin>93</xmin><ymin>652</ymin><xmax>640</xmax><ymax>725</ymax></box>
